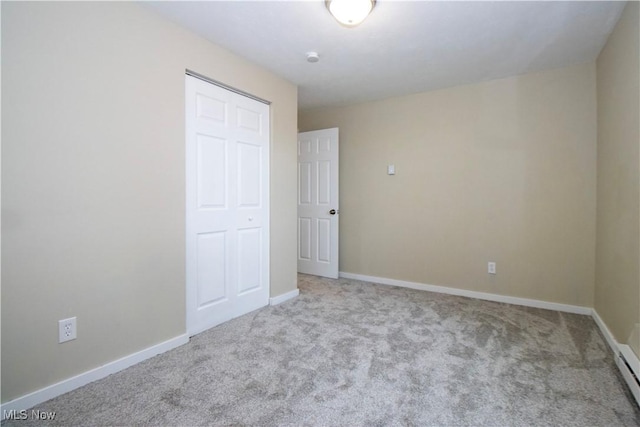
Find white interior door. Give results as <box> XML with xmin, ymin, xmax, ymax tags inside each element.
<box><xmin>186</xmin><ymin>75</ymin><xmax>270</xmax><ymax>336</ymax></box>
<box><xmin>297</xmin><ymin>128</ymin><xmax>339</xmax><ymax>278</ymax></box>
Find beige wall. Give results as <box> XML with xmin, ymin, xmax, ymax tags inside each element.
<box><xmin>300</xmin><ymin>63</ymin><xmax>597</xmax><ymax>308</ymax></box>
<box><xmin>595</xmin><ymin>2</ymin><xmax>640</xmax><ymax>345</ymax></box>
<box><xmin>1</xmin><ymin>2</ymin><xmax>297</xmax><ymax>402</ymax></box>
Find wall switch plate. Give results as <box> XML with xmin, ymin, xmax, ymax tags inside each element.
<box><xmin>488</xmin><ymin>262</ymin><xmax>496</xmax><ymax>275</ymax></box>
<box><xmin>388</xmin><ymin>164</ymin><xmax>395</xmax><ymax>175</ymax></box>
<box><xmin>59</xmin><ymin>317</ymin><xmax>77</xmax><ymax>343</ymax></box>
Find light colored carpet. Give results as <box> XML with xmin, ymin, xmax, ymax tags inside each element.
<box><xmin>4</xmin><ymin>274</ymin><xmax>640</xmax><ymax>426</ymax></box>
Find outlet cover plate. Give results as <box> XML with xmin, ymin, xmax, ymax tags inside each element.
<box><xmin>59</xmin><ymin>317</ymin><xmax>77</xmax><ymax>343</ymax></box>
<box><xmin>488</xmin><ymin>262</ymin><xmax>496</xmax><ymax>275</ymax></box>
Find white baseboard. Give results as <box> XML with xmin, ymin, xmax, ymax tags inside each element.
<box><xmin>339</xmin><ymin>272</ymin><xmax>592</xmax><ymax>315</ymax></box>
<box><xmin>269</xmin><ymin>288</ymin><xmax>299</xmax><ymax>306</ymax></box>
<box><xmin>592</xmin><ymin>309</ymin><xmax>620</xmax><ymax>355</ymax></box>
<box><xmin>593</xmin><ymin>310</ymin><xmax>640</xmax><ymax>408</ymax></box>
<box><xmin>0</xmin><ymin>334</ymin><xmax>189</xmax><ymax>419</ymax></box>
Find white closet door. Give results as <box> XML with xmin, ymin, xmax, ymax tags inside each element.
<box><xmin>186</xmin><ymin>75</ymin><xmax>269</xmax><ymax>336</ymax></box>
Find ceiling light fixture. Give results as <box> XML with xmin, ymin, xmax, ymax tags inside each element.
<box><xmin>326</xmin><ymin>0</ymin><xmax>376</xmax><ymax>27</ymax></box>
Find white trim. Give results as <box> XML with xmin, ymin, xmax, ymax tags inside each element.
<box><xmin>592</xmin><ymin>309</ymin><xmax>640</xmax><ymax>407</ymax></box>
<box><xmin>269</xmin><ymin>288</ymin><xmax>299</xmax><ymax>306</ymax></box>
<box><xmin>0</xmin><ymin>334</ymin><xmax>189</xmax><ymax>419</ymax></box>
<box><xmin>339</xmin><ymin>272</ymin><xmax>592</xmax><ymax>315</ymax></box>
<box><xmin>592</xmin><ymin>309</ymin><xmax>620</xmax><ymax>355</ymax></box>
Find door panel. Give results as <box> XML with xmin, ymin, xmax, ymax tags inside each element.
<box><xmin>299</xmin><ymin>162</ymin><xmax>311</xmax><ymax>205</ymax></box>
<box><xmin>297</xmin><ymin>128</ymin><xmax>339</xmax><ymax>278</ymax></box>
<box><xmin>298</xmin><ymin>218</ymin><xmax>312</xmax><ymax>261</ymax></box>
<box><xmin>186</xmin><ymin>75</ymin><xmax>269</xmax><ymax>336</ymax></box>
<box><xmin>196</xmin><ymin>232</ymin><xmax>227</xmax><ymax>306</ymax></box>
<box><xmin>237</xmin><ymin>142</ymin><xmax>262</xmax><ymax>207</ymax></box>
<box><xmin>317</xmin><ymin>219</ymin><xmax>331</xmax><ymax>263</ymax></box>
<box><xmin>236</xmin><ymin>106</ymin><xmax>262</xmax><ymax>132</ymax></box>
<box><xmin>237</xmin><ymin>228</ymin><xmax>262</xmax><ymax>294</ymax></box>
<box><xmin>197</xmin><ymin>93</ymin><xmax>227</xmax><ymax>123</ymax></box>
<box><xmin>197</xmin><ymin>135</ymin><xmax>227</xmax><ymax>209</ymax></box>
<box><xmin>317</xmin><ymin>160</ymin><xmax>331</xmax><ymax>205</ymax></box>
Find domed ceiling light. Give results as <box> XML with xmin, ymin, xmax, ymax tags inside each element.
<box><xmin>326</xmin><ymin>0</ymin><xmax>376</xmax><ymax>27</ymax></box>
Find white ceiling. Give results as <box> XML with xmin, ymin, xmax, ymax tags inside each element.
<box><xmin>146</xmin><ymin>1</ymin><xmax>626</xmax><ymax>110</ymax></box>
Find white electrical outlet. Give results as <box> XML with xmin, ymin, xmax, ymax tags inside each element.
<box><xmin>58</xmin><ymin>317</ymin><xmax>77</xmax><ymax>343</ymax></box>
<box><xmin>488</xmin><ymin>262</ymin><xmax>496</xmax><ymax>275</ymax></box>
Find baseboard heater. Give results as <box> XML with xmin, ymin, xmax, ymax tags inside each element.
<box><xmin>616</xmin><ymin>344</ymin><xmax>640</xmax><ymax>407</ymax></box>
